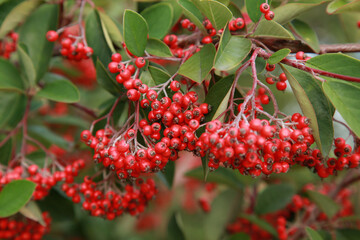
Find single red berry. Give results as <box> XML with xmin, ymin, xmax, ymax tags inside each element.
<box><xmin>260</xmin><ymin>3</ymin><xmax>270</xmax><ymax>14</ymax></box>
<box><xmin>264</xmin><ymin>11</ymin><xmax>275</xmax><ymax>21</ymax></box>
<box><xmin>108</xmin><ymin>62</ymin><xmax>120</xmax><ymax>73</ymax></box>
<box><xmin>170</xmin><ymin>81</ymin><xmax>181</xmax><ymax>92</ymax></box>
<box><xmin>295</xmin><ymin>51</ymin><xmax>305</xmax><ymax>60</ymax></box>
<box><xmin>181</xmin><ymin>19</ymin><xmax>191</xmax><ymax>29</ymax></box>
<box><xmin>111</xmin><ymin>53</ymin><xmax>122</xmax><ymax>62</ymax></box>
<box><xmin>46</xmin><ymin>30</ymin><xmax>58</xmax><ymax>42</ymax></box>
<box><xmin>135</xmin><ymin>57</ymin><xmax>146</xmax><ymax>68</ymax></box>
<box><xmin>266</xmin><ymin>63</ymin><xmax>276</xmax><ymax>71</ymax></box>
<box><xmin>235</xmin><ymin>18</ymin><xmax>245</xmax><ymax>29</ymax></box>
<box><xmin>276</xmin><ymin>81</ymin><xmax>287</xmax><ymax>91</ymax></box>
<box><xmin>266</xmin><ymin>77</ymin><xmax>275</xmax><ymax>84</ymax></box>
<box><xmin>201</xmin><ymin>36</ymin><xmax>212</xmax><ymax>44</ymax></box>
<box><xmin>279</xmin><ymin>73</ymin><xmax>287</xmax><ymax>82</ymax></box>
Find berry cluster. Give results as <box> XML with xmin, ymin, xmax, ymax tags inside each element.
<box><xmin>0</xmin><ymin>212</ymin><xmax>51</xmax><ymax>240</ymax></box>
<box><xmin>0</xmin><ymin>32</ymin><xmax>18</xmax><ymax>59</ymax></box>
<box><xmin>265</xmin><ymin>72</ymin><xmax>288</xmax><ymax>91</ymax></box>
<box><xmin>260</xmin><ymin>3</ymin><xmax>274</xmax><ymax>21</ymax></box>
<box><xmin>62</xmin><ymin>177</ymin><xmax>157</xmax><ymax>220</ymax></box>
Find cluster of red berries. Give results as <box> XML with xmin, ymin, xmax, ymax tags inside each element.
<box><xmin>62</xmin><ymin>177</ymin><xmax>157</xmax><ymax>220</ymax></box>
<box><xmin>265</xmin><ymin>72</ymin><xmax>288</xmax><ymax>91</ymax></box>
<box><xmin>229</xmin><ymin>18</ymin><xmax>246</xmax><ymax>31</ymax></box>
<box><xmin>260</xmin><ymin>3</ymin><xmax>274</xmax><ymax>21</ymax></box>
<box><xmin>163</xmin><ymin>33</ymin><xmax>197</xmax><ymax>58</ymax></box>
<box><xmin>0</xmin><ymin>212</ymin><xmax>51</xmax><ymax>240</ymax></box>
<box><xmin>46</xmin><ymin>30</ymin><xmax>93</xmax><ymax>61</ymax></box>
<box><xmin>0</xmin><ymin>32</ymin><xmax>18</xmax><ymax>59</ymax></box>
<box><xmin>0</xmin><ymin>159</ymin><xmax>85</xmax><ymax>200</ymax></box>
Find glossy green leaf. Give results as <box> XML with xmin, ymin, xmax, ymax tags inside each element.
<box><xmin>0</xmin><ymin>180</ymin><xmax>36</xmax><ymax>217</ymax></box>
<box><xmin>214</xmin><ymin>26</ymin><xmax>251</xmax><ymax>71</ymax></box>
<box><xmin>146</xmin><ymin>38</ymin><xmax>173</xmax><ymax>57</ymax></box>
<box><xmin>240</xmin><ymin>214</ymin><xmax>277</xmax><ymax>236</ymax></box>
<box><xmin>19</xmin><ymin>201</ymin><xmax>45</xmax><ymax>226</ymax></box>
<box><xmin>141</xmin><ymin>2</ymin><xmax>173</xmax><ymax>39</ymax></box>
<box><xmin>228</xmin><ymin>2</ymin><xmax>243</xmax><ymax>18</ymax></box>
<box><xmin>123</xmin><ymin>9</ymin><xmax>148</xmax><ymax>56</ymax></box>
<box><xmin>0</xmin><ymin>92</ymin><xmax>26</xmax><ymax>128</ymax></box>
<box><xmin>148</xmin><ymin>65</ymin><xmax>171</xmax><ymax>84</ymax></box>
<box><xmin>336</xmin><ymin>229</ymin><xmax>360</xmax><ymax>240</ymax></box>
<box><xmin>177</xmin><ymin>0</ymin><xmax>206</xmax><ymax>33</ymax></box>
<box><xmin>96</xmin><ymin>59</ymin><xmax>122</xmax><ymax>96</ymax></box>
<box><xmin>245</xmin><ymin>0</ymin><xmax>266</xmax><ymax>23</ymax></box>
<box><xmin>19</xmin><ymin>4</ymin><xmax>59</xmax><ymax>82</ymax></box>
<box><xmin>327</xmin><ymin>0</ymin><xmax>360</xmax><ymax>14</ymax></box>
<box><xmin>0</xmin><ymin>135</ymin><xmax>12</xmax><ymax>165</ymax></box>
<box><xmin>225</xmin><ymin>233</ymin><xmax>250</xmax><ymax>240</ymax></box>
<box><xmin>255</xmin><ymin>184</ymin><xmax>295</xmax><ymax>215</ymax></box>
<box><xmin>36</xmin><ymin>74</ymin><xmax>80</xmax><ymax>103</ymax></box>
<box><xmin>28</xmin><ymin>125</ymin><xmax>70</xmax><ymax>149</ymax></box>
<box><xmin>192</xmin><ymin>0</ymin><xmax>232</xmax><ymax>30</ymax></box>
<box><xmin>306</xmin><ymin>227</ymin><xmax>324</xmax><ymax>240</ymax></box>
<box><xmin>168</xmin><ymin>212</ymin><xmax>185</xmax><ymax>240</ymax></box>
<box><xmin>307</xmin><ymin>190</ymin><xmax>341</xmax><ymax>218</ymax></box>
<box><xmin>186</xmin><ymin>166</ymin><xmax>243</xmax><ymax>190</ymax></box>
<box><xmin>250</xmin><ymin>20</ymin><xmax>294</xmax><ymax>40</ymax></box>
<box><xmin>0</xmin><ymin>58</ymin><xmax>24</xmax><ymax>92</ymax></box>
<box><xmin>290</xmin><ymin>19</ymin><xmax>320</xmax><ymax>52</ymax></box>
<box><xmin>281</xmin><ymin>64</ymin><xmax>334</xmax><ymax>155</ymax></box>
<box><xmin>99</xmin><ymin>12</ymin><xmax>123</xmax><ymax>48</ymax></box>
<box><xmin>86</xmin><ymin>10</ymin><xmax>113</xmax><ymax>66</ymax></box>
<box><xmin>204</xmin><ymin>75</ymin><xmax>234</xmax><ymax>121</ymax></box>
<box><xmin>268</xmin><ymin>48</ymin><xmax>291</xmax><ymax>65</ymax></box>
<box><xmin>178</xmin><ymin>44</ymin><xmax>216</xmax><ymax>83</ymax></box>
<box><xmin>0</xmin><ymin>0</ymin><xmax>42</xmax><ymax>38</ymax></box>
<box><xmin>17</xmin><ymin>43</ymin><xmax>36</xmax><ymax>87</ymax></box>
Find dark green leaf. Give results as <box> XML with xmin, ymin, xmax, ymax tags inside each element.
<box><xmin>0</xmin><ymin>92</ymin><xmax>26</xmax><ymax>128</ymax></box>
<box><xmin>148</xmin><ymin>65</ymin><xmax>171</xmax><ymax>85</ymax></box>
<box><xmin>141</xmin><ymin>2</ymin><xmax>173</xmax><ymax>39</ymax></box>
<box><xmin>327</xmin><ymin>0</ymin><xmax>360</xmax><ymax>14</ymax></box>
<box><xmin>86</xmin><ymin>10</ymin><xmax>113</xmax><ymax>66</ymax></box>
<box><xmin>167</xmin><ymin>212</ymin><xmax>185</xmax><ymax>240</ymax></box>
<box><xmin>177</xmin><ymin>0</ymin><xmax>206</xmax><ymax>33</ymax></box>
<box><xmin>19</xmin><ymin>4</ymin><xmax>59</xmax><ymax>82</ymax></box>
<box><xmin>36</xmin><ymin>73</ymin><xmax>80</xmax><ymax>103</ymax></box>
<box><xmin>26</xmin><ymin>151</ymin><xmax>50</xmax><ymax>168</ymax></box>
<box><xmin>240</xmin><ymin>214</ymin><xmax>277</xmax><ymax>236</ymax></box>
<box><xmin>99</xmin><ymin>12</ymin><xmax>123</xmax><ymax>48</ymax></box>
<box><xmin>290</xmin><ymin>19</ymin><xmax>320</xmax><ymax>53</ymax></box>
<box><xmin>306</xmin><ymin>227</ymin><xmax>324</xmax><ymax>240</ymax></box>
<box><xmin>214</xmin><ymin>25</ymin><xmax>251</xmax><ymax>71</ymax></box>
<box><xmin>245</xmin><ymin>0</ymin><xmax>266</xmax><ymax>23</ymax></box>
<box><xmin>192</xmin><ymin>0</ymin><xmax>232</xmax><ymax>30</ymax></box>
<box><xmin>250</xmin><ymin>20</ymin><xmax>294</xmax><ymax>40</ymax></box>
<box><xmin>17</xmin><ymin>43</ymin><xmax>36</xmax><ymax>87</ymax></box>
<box><xmin>123</xmin><ymin>9</ymin><xmax>148</xmax><ymax>56</ymax></box>
<box><xmin>281</xmin><ymin>64</ymin><xmax>334</xmax><ymax>155</ymax></box>
<box><xmin>146</xmin><ymin>38</ymin><xmax>173</xmax><ymax>57</ymax></box>
<box><xmin>38</xmin><ymin>189</ymin><xmax>75</xmax><ymax>221</ymax></box>
<box><xmin>164</xmin><ymin>161</ymin><xmax>175</xmax><ymax>188</ymax></box>
<box><xmin>336</xmin><ymin>229</ymin><xmax>360</xmax><ymax>240</ymax></box>
<box><xmin>19</xmin><ymin>201</ymin><xmax>45</xmax><ymax>226</ymax></box>
<box><xmin>186</xmin><ymin>166</ymin><xmax>243</xmax><ymax>190</ymax></box>
<box><xmin>307</xmin><ymin>190</ymin><xmax>341</xmax><ymax>218</ymax></box>
<box><xmin>0</xmin><ymin>135</ymin><xmax>12</xmax><ymax>165</ymax></box>
<box><xmin>96</xmin><ymin>59</ymin><xmax>122</xmax><ymax>96</ymax></box>
<box><xmin>28</xmin><ymin>125</ymin><xmax>70</xmax><ymax>149</ymax></box>
<box><xmin>0</xmin><ymin>180</ymin><xmax>36</xmax><ymax>217</ymax></box>
<box><xmin>225</xmin><ymin>233</ymin><xmax>250</xmax><ymax>240</ymax></box>
<box><xmin>178</xmin><ymin>44</ymin><xmax>216</xmax><ymax>83</ymax></box>
<box><xmin>0</xmin><ymin>0</ymin><xmax>42</xmax><ymax>38</ymax></box>
<box><xmin>255</xmin><ymin>184</ymin><xmax>295</xmax><ymax>215</ymax></box>
<box><xmin>0</xmin><ymin>58</ymin><xmax>24</xmax><ymax>92</ymax></box>
<box><xmin>268</xmin><ymin>48</ymin><xmax>291</xmax><ymax>65</ymax></box>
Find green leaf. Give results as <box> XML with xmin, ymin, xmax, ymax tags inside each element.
<box><xmin>178</xmin><ymin>44</ymin><xmax>216</xmax><ymax>83</ymax></box>
<box><xmin>148</xmin><ymin>65</ymin><xmax>171</xmax><ymax>85</ymax></box>
<box><xmin>225</xmin><ymin>233</ymin><xmax>250</xmax><ymax>240</ymax></box>
<box><xmin>96</xmin><ymin>59</ymin><xmax>122</xmax><ymax>96</ymax></box>
<box><xmin>0</xmin><ymin>180</ymin><xmax>36</xmax><ymax>217</ymax></box>
<box><xmin>0</xmin><ymin>92</ymin><xmax>26</xmax><ymax>128</ymax></box>
<box><xmin>168</xmin><ymin>212</ymin><xmax>185</xmax><ymax>240</ymax></box>
<box><xmin>141</xmin><ymin>2</ymin><xmax>173</xmax><ymax>39</ymax></box>
<box><xmin>306</xmin><ymin>227</ymin><xmax>324</xmax><ymax>240</ymax></box>
<box><xmin>28</xmin><ymin>125</ymin><xmax>70</xmax><ymax>149</ymax></box>
<box><xmin>186</xmin><ymin>166</ymin><xmax>243</xmax><ymax>190</ymax></box>
<box><xmin>123</xmin><ymin>9</ymin><xmax>148</xmax><ymax>56</ymax></box>
<box><xmin>204</xmin><ymin>75</ymin><xmax>234</xmax><ymax>121</ymax></box>
<box><xmin>192</xmin><ymin>0</ymin><xmax>233</xmax><ymax>30</ymax></box>
<box><xmin>86</xmin><ymin>10</ymin><xmax>113</xmax><ymax>66</ymax></box>
<box><xmin>19</xmin><ymin>4</ymin><xmax>59</xmax><ymax>82</ymax></box>
<box><xmin>290</xmin><ymin>19</ymin><xmax>320</xmax><ymax>53</ymax></box>
<box><xmin>146</xmin><ymin>38</ymin><xmax>173</xmax><ymax>57</ymax></box>
<box><xmin>250</xmin><ymin>20</ymin><xmax>294</xmax><ymax>40</ymax></box>
<box><xmin>245</xmin><ymin>0</ymin><xmax>266</xmax><ymax>23</ymax></box>
<box><xmin>0</xmin><ymin>58</ymin><xmax>24</xmax><ymax>92</ymax></box>
<box><xmin>336</xmin><ymin>229</ymin><xmax>360</xmax><ymax>240</ymax></box>
<box><xmin>36</xmin><ymin>73</ymin><xmax>80</xmax><ymax>103</ymax></box>
<box><xmin>99</xmin><ymin>12</ymin><xmax>123</xmax><ymax>48</ymax></box>
<box><xmin>255</xmin><ymin>184</ymin><xmax>295</xmax><ymax>215</ymax></box>
<box><xmin>43</xmin><ymin>115</ymin><xmax>89</xmax><ymax>128</ymax></box>
<box><xmin>268</xmin><ymin>48</ymin><xmax>291</xmax><ymax>65</ymax></box>
<box><xmin>19</xmin><ymin>201</ymin><xmax>45</xmax><ymax>226</ymax></box>
<box><xmin>327</xmin><ymin>0</ymin><xmax>360</xmax><ymax>14</ymax></box>
<box><xmin>307</xmin><ymin>190</ymin><xmax>341</xmax><ymax>218</ymax></box>
<box><xmin>281</xmin><ymin>64</ymin><xmax>334</xmax><ymax>155</ymax></box>
<box><xmin>0</xmin><ymin>0</ymin><xmax>42</xmax><ymax>38</ymax></box>
<box><xmin>273</xmin><ymin>1</ymin><xmax>329</xmax><ymax>25</ymax></box>
<box><xmin>240</xmin><ymin>214</ymin><xmax>277</xmax><ymax>236</ymax></box>
<box><xmin>17</xmin><ymin>43</ymin><xmax>36</xmax><ymax>87</ymax></box>
<box><xmin>0</xmin><ymin>135</ymin><xmax>12</xmax><ymax>165</ymax></box>
<box><xmin>214</xmin><ymin>25</ymin><xmax>251</xmax><ymax>71</ymax></box>
<box><xmin>177</xmin><ymin>0</ymin><xmax>206</xmax><ymax>33</ymax></box>
<box><xmin>164</xmin><ymin>161</ymin><xmax>175</xmax><ymax>188</ymax></box>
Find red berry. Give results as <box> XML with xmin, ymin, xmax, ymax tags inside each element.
<box><xmin>266</xmin><ymin>63</ymin><xmax>276</xmax><ymax>71</ymax></box>
<box><xmin>111</xmin><ymin>53</ymin><xmax>122</xmax><ymax>62</ymax></box>
<box><xmin>170</xmin><ymin>81</ymin><xmax>181</xmax><ymax>92</ymax></box>
<box><xmin>279</xmin><ymin>73</ymin><xmax>287</xmax><ymax>82</ymax></box>
<box><xmin>265</xmin><ymin>11</ymin><xmax>275</xmax><ymax>21</ymax></box>
<box><xmin>276</xmin><ymin>81</ymin><xmax>287</xmax><ymax>91</ymax></box>
<box><xmin>135</xmin><ymin>57</ymin><xmax>146</xmax><ymax>68</ymax></box>
<box><xmin>201</xmin><ymin>36</ymin><xmax>212</xmax><ymax>44</ymax></box>
<box><xmin>296</xmin><ymin>51</ymin><xmax>305</xmax><ymax>60</ymax></box>
<box><xmin>46</xmin><ymin>30</ymin><xmax>58</xmax><ymax>42</ymax></box>
<box><xmin>266</xmin><ymin>77</ymin><xmax>275</xmax><ymax>84</ymax></box>
<box><xmin>260</xmin><ymin>3</ymin><xmax>270</xmax><ymax>13</ymax></box>
<box><xmin>235</xmin><ymin>18</ymin><xmax>245</xmax><ymax>29</ymax></box>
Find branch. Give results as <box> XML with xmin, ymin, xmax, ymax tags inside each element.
<box><xmin>71</xmin><ymin>102</ymin><xmax>97</xmax><ymax>118</ymax></box>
